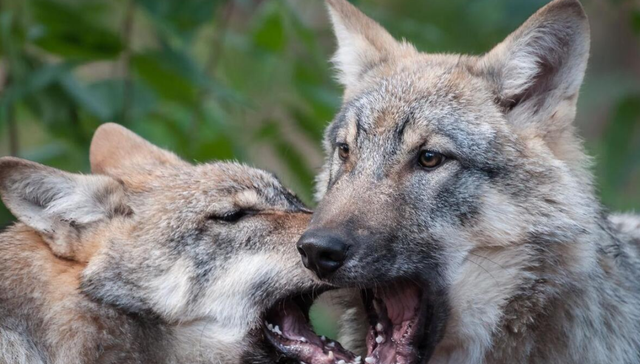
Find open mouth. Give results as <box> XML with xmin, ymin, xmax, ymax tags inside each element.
<box><xmin>263</xmin><ymin>281</ymin><xmax>437</xmax><ymax>364</ymax></box>
<box><xmin>263</xmin><ymin>291</ymin><xmax>357</xmax><ymax>364</ymax></box>
<box><xmin>361</xmin><ymin>281</ymin><xmax>430</xmax><ymax>364</ymax></box>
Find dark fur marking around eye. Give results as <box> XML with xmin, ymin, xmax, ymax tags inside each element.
<box><xmin>208</xmin><ymin>210</ymin><xmax>256</xmax><ymax>223</ymax></box>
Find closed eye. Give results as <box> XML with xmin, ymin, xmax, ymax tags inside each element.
<box><xmin>208</xmin><ymin>210</ymin><xmax>256</xmax><ymax>223</ymax></box>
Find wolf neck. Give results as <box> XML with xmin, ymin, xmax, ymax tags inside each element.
<box><xmin>491</xmin><ymin>215</ymin><xmax>640</xmax><ymax>363</ymax></box>
<box><xmin>439</xmin><ymin>209</ymin><xmax>640</xmax><ymax>364</ymax></box>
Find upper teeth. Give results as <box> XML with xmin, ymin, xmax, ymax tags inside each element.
<box><xmin>354</xmin><ymin>356</ymin><xmax>362</xmax><ymax>363</ymax></box>
<box><xmin>328</xmin><ymin>351</ymin><xmax>334</xmax><ymax>360</ymax></box>
<box><xmin>375</xmin><ymin>335</ymin><xmax>384</xmax><ymax>344</ymax></box>
<box><xmin>338</xmin><ymin>361</ymin><xmax>346</xmax><ymax>364</ymax></box>
<box><xmin>376</xmin><ymin>323</ymin><xmax>383</xmax><ymax>331</ymax></box>
<box><xmin>265</xmin><ymin>322</ymin><xmax>282</xmax><ymax>335</ymax></box>
<box><xmin>365</xmin><ymin>357</ymin><xmax>375</xmax><ymax>364</ymax></box>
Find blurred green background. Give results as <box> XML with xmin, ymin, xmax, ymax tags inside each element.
<box><xmin>0</xmin><ymin>0</ymin><xmax>639</xmax><ymax>337</ymax></box>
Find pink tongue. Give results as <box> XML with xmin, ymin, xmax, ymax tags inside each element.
<box><xmin>377</xmin><ymin>283</ymin><xmax>420</xmax><ymax>324</ymax></box>
<box><xmin>280</xmin><ymin>301</ymin><xmax>308</xmax><ymax>334</ymax></box>
<box><xmin>278</xmin><ymin>301</ymin><xmax>324</xmax><ymax>347</ymax></box>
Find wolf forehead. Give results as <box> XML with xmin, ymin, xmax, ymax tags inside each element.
<box><xmin>326</xmin><ymin>59</ymin><xmax>515</xmax><ymax>163</ymax></box>
<box><xmin>125</xmin><ymin>161</ymin><xmax>302</xmax><ymax>207</ymax></box>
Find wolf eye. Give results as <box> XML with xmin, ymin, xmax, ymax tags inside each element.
<box><xmin>418</xmin><ymin>151</ymin><xmax>445</xmax><ymax>169</ymax></box>
<box><xmin>208</xmin><ymin>210</ymin><xmax>251</xmax><ymax>223</ymax></box>
<box><xmin>337</xmin><ymin>143</ymin><xmax>350</xmax><ymax>161</ymax></box>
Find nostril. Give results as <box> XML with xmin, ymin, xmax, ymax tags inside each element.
<box><xmin>297</xmin><ymin>246</ymin><xmax>307</xmax><ymax>258</ymax></box>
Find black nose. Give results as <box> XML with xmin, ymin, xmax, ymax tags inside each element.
<box><xmin>296</xmin><ymin>229</ymin><xmax>349</xmax><ymax>278</ymax></box>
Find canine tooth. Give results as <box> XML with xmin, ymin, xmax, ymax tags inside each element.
<box><xmin>354</xmin><ymin>356</ymin><xmax>362</xmax><ymax>363</ymax></box>
<box><xmin>299</xmin><ymin>337</ymin><xmax>308</xmax><ymax>342</ymax></box>
<box><xmin>267</xmin><ymin>323</ymin><xmax>273</xmax><ymax>331</ymax></box>
<box><xmin>375</xmin><ymin>335</ymin><xmax>384</xmax><ymax>344</ymax></box>
<box><xmin>328</xmin><ymin>351</ymin><xmax>334</xmax><ymax>360</ymax></box>
<box><xmin>375</xmin><ymin>323</ymin><xmax>383</xmax><ymax>331</ymax></box>
<box><xmin>327</xmin><ymin>341</ymin><xmax>336</xmax><ymax>348</ymax></box>
<box><xmin>321</xmin><ymin>336</ymin><xmax>326</xmax><ymax>341</ymax></box>
<box><xmin>338</xmin><ymin>361</ymin><xmax>346</xmax><ymax>364</ymax></box>
<box><xmin>273</xmin><ymin>325</ymin><xmax>282</xmax><ymax>335</ymax></box>
<box><xmin>365</xmin><ymin>357</ymin><xmax>375</xmax><ymax>363</ymax></box>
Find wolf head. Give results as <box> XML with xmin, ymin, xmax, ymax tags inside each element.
<box><xmin>298</xmin><ymin>0</ymin><xmax>596</xmax><ymax>363</ymax></box>
<box><xmin>0</xmin><ymin>123</ymin><xmax>322</xmax><ymax>362</ymax></box>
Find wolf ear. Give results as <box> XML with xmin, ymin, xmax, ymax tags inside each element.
<box><xmin>90</xmin><ymin>123</ymin><xmax>187</xmax><ymax>177</ymax></box>
<box><xmin>478</xmin><ymin>0</ymin><xmax>590</xmax><ymax>139</ymax></box>
<box><xmin>325</xmin><ymin>0</ymin><xmax>413</xmax><ymax>90</ymax></box>
<box><xmin>0</xmin><ymin>157</ymin><xmax>130</xmax><ymax>260</ymax></box>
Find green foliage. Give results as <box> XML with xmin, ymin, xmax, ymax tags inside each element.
<box><xmin>632</xmin><ymin>10</ymin><xmax>640</xmax><ymax>36</ymax></box>
<box><xmin>0</xmin><ymin>0</ymin><xmax>638</xmax><ymax>231</ymax></box>
<box><xmin>595</xmin><ymin>95</ymin><xmax>640</xmax><ymax>210</ymax></box>
<box><xmin>31</xmin><ymin>0</ymin><xmax>123</xmax><ymax>60</ymax></box>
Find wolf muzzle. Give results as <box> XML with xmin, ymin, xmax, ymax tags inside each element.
<box><xmin>296</xmin><ymin>228</ymin><xmax>349</xmax><ymax>279</ymax></box>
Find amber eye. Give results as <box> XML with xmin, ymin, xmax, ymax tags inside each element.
<box><xmin>337</xmin><ymin>143</ymin><xmax>350</xmax><ymax>161</ymax></box>
<box><xmin>418</xmin><ymin>150</ymin><xmax>445</xmax><ymax>169</ymax></box>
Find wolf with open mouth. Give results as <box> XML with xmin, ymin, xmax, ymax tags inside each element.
<box><xmin>276</xmin><ymin>0</ymin><xmax>640</xmax><ymax>364</ymax></box>
<box><xmin>0</xmin><ymin>123</ymin><xmax>337</xmax><ymax>364</ymax></box>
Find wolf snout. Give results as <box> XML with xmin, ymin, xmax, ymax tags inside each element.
<box><xmin>296</xmin><ymin>229</ymin><xmax>349</xmax><ymax>279</ymax></box>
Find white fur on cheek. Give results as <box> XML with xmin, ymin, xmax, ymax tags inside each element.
<box><xmin>196</xmin><ymin>254</ymin><xmax>280</xmax><ymax>335</ymax></box>
<box><xmin>147</xmin><ymin>258</ymin><xmax>193</xmax><ymax>322</ymax></box>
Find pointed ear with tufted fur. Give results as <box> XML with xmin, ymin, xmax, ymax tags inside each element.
<box><xmin>477</xmin><ymin>0</ymin><xmax>590</xmax><ymax>141</ymax></box>
<box><xmin>325</xmin><ymin>0</ymin><xmax>415</xmax><ymax>91</ymax></box>
<box><xmin>0</xmin><ymin>157</ymin><xmax>130</xmax><ymax>260</ymax></box>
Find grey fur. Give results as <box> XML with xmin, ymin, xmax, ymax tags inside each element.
<box><xmin>0</xmin><ymin>123</ymin><xmax>319</xmax><ymax>364</ymax></box>
<box><xmin>312</xmin><ymin>0</ymin><xmax>640</xmax><ymax>363</ymax></box>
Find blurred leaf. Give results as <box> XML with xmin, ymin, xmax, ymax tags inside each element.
<box><xmin>289</xmin><ymin>106</ymin><xmax>326</xmax><ymax>146</ymax></box>
<box><xmin>22</xmin><ymin>82</ymin><xmax>89</xmax><ymax>146</ymax></box>
<box><xmin>256</xmin><ymin>120</ymin><xmax>315</xmax><ymax>202</ymax></box>
<box><xmin>602</xmin><ymin>96</ymin><xmax>640</xmax><ymax>175</ymax></box>
<box><xmin>0</xmin><ymin>62</ymin><xmax>74</xmax><ymax>107</ymax></box>
<box><xmin>59</xmin><ymin>74</ymin><xmax>112</xmax><ymax>121</ymax></box>
<box><xmin>31</xmin><ymin>0</ymin><xmax>123</xmax><ymax>59</ymax></box>
<box><xmin>88</xmin><ymin>79</ymin><xmax>158</xmax><ymax>122</ymax></box>
<box><xmin>135</xmin><ymin>0</ymin><xmax>217</xmax><ymax>42</ymax></box>
<box><xmin>21</xmin><ymin>142</ymin><xmax>68</xmax><ymax>163</ymax></box>
<box><xmin>253</xmin><ymin>3</ymin><xmax>286</xmax><ymax>53</ymax></box>
<box><xmin>132</xmin><ymin>51</ymin><xmax>200</xmax><ymax>106</ymax></box>
<box><xmin>193</xmin><ymin>134</ymin><xmax>237</xmax><ymax>161</ymax></box>
<box><xmin>598</xmin><ymin>95</ymin><xmax>640</xmax><ymax>209</ymax></box>
<box><xmin>0</xmin><ymin>11</ymin><xmax>19</xmax><ymax>57</ymax></box>
<box><xmin>632</xmin><ymin>9</ymin><xmax>640</xmax><ymax>36</ymax></box>
<box><xmin>0</xmin><ymin>203</ymin><xmax>14</xmax><ymax>231</ymax></box>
